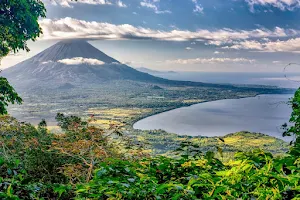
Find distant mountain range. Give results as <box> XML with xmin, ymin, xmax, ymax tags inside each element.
<box><xmin>136</xmin><ymin>67</ymin><xmax>177</xmax><ymax>75</ymax></box>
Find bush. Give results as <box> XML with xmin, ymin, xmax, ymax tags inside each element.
<box><xmin>76</xmin><ymin>150</ymin><xmax>299</xmax><ymax>200</ymax></box>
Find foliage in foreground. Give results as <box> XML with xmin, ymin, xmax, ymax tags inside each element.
<box><xmin>283</xmin><ymin>88</ymin><xmax>300</xmax><ymax>157</ymax></box>
<box><xmin>0</xmin><ymin>0</ymin><xmax>46</xmax><ymax>58</ymax></box>
<box><xmin>0</xmin><ymin>89</ymin><xmax>300</xmax><ymax>199</ymax></box>
<box><xmin>76</xmin><ymin>150</ymin><xmax>299</xmax><ymax>200</ymax></box>
<box><xmin>0</xmin><ymin>0</ymin><xmax>46</xmax><ymax>115</ymax></box>
<box><xmin>0</xmin><ymin>146</ymin><xmax>299</xmax><ymax>199</ymax></box>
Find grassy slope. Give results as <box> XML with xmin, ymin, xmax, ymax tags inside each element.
<box><xmin>82</xmin><ymin>107</ymin><xmax>289</xmax><ymax>157</ymax></box>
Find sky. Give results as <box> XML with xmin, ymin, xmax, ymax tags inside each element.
<box><xmin>3</xmin><ymin>0</ymin><xmax>300</xmax><ymax>72</ymax></box>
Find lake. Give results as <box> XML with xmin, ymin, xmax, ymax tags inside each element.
<box><xmin>150</xmin><ymin>72</ymin><xmax>300</xmax><ymax>89</ymax></box>
<box><xmin>134</xmin><ymin>94</ymin><xmax>294</xmax><ymax>140</ymax></box>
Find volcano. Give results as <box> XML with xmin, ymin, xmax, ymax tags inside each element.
<box><xmin>2</xmin><ymin>40</ymin><xmax>173</xmax><ymax>88</ymax></box>
<box><xmin>3</xmin><ymin>40</ymin><xmax>246</xmax><ymax>92</ymax></box>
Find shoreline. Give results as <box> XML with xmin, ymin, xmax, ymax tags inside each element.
<box><xmin>129</xmin><ymin>94</ymin><xmax>261</xmax><ymax>127</ymax></box>
<box><xmin>130</xmin><ymin>92</ymin><xmax>294</xmax><ymax>138</ymax></box>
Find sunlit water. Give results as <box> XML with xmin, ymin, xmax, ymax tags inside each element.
<box><xmin>134</xmin><ymin>94</ymin><xmax>294</xmax><ymax>140</ymax></box>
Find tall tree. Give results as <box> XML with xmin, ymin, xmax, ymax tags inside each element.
<box><xmin>0</xmin><ymin>0</ymin><xmax>46</xmax><ymax>114</ymax></box>
<box><xmin>0</xmin><ymin>74</ymin><xmax>22</xmax><ymax>115</ymax></box>
<box><xmin>283</xmin><ymin>89</ymin><xmax>300</xmax><ymax>156</ymax></box>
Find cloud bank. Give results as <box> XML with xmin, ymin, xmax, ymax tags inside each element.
<box><xmin>245</xmin><ymin>0</ymin><xmax>300</xmax><ymax>11</ymax></box>
<box><xmin>38</xmin><ymin>17</ymin><xmax>300</xmax><ymax>53</ymax></box>
<box><xmin>57</xmin><ymin>57</ymin><xmax>105</xmax><ymax>65</ymax></box>
<box><xmin>166</xmin><ymin>57</ymin><xmax>256</xmax><ymax>65</ymax></box>
<box><xmin>39</xmin><ymin>17</ymin><xmax>297</xmax><ymax>42</ymax></box>
<box><xmin>223</xmin><ymin>37</ymin><xmax>300</xmax><ymax>53</ymax></box>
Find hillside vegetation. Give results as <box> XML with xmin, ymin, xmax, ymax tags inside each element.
<box><xmin>0</xmin><ymin>89</ymin><xmax>299</xmax><ymax>199</ymax></box>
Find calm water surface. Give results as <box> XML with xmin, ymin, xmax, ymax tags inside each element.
<box><xmin>134</xmin><ymin>94</ymin><xmax>294</xmax><ymax>140</ymax></box>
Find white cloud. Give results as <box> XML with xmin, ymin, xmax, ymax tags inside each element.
<box><xmin>58</xmin><ymin>57</ymin><xmax>105</xmax><ymax>65</ymax></box>
<box><xmin>223</xmin><ymin>37</ymin><xmax>300</xmax><ymax>53</ymax></box>
<box><xmin>223</xmin><ymin>40</ymin><xmax>264</xmax><ymax>50</ymax></box>
<box><xmin>116</xmin><ymin>0</ymin><xmax>127</xmax><ymax>7</ymax></box>
<box><xmin>39</xmin><ymin>18</ymin><xmax>300</xmax><ymax>44</ymax></box>
<box><xmin>166</xmin><ymin>57</ymin><xmax>256</xmax><ymax>65</ymax></box>
<box><xmin>185</xmin><ymin>47</ymin><xmax>193</xmax><ymax>50</ymax></box>
<box><xmin>214</xmin><ymin>51</ymin><xmax>224</xmax><ymax>54</ymax></box>
<box><xmin>47</xmin><ymin>0</ymin><xmax>126</xmax><ymax>8</ymax></box>
<box><xmin>192</xmin><ymin>0</ymin><xmax>204</xmax><ymax>13</ymax></box>
<box><xmin>140</xmin><ymin>0</ymin><xmax>171</xmax><ymax>14</ymax></box>
<box><xmin>245</xmin><ymin>0</ymin><xmax>300</xmax><ymax>12</ymax></box>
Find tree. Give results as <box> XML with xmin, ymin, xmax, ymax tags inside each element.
<box><xmin>283</xmin><ymin>88</ymin><xmax>300</xmax><ymax>156</ymax></box>
<box><xmin>0</xmin><ymin>0</ymin><xmax>46</xmax><ymax>114</ymax></box>
<box><xmin>0</xmin><ymin>0</ymin><xmax>46</xmax><ymax>57</ymax></box>
<box><xmin>52</xmin><ymin>113</ymin><xmax>125</xmax><ymax>183</ymax></box>
<box><xmin>0</xmin><ymin>76</ymin><xmax>22</xmax><ymax>115</ymax></box>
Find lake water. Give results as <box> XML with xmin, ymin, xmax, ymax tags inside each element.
<box><xmin>134</xmin><ymin>94</ymin><xmax>294</xmax><ymax>140</ymax></box>
<box><xmin>152</xmin><ymin>72</ymin><xmax>300</xmax><ymax>89</ymax></box>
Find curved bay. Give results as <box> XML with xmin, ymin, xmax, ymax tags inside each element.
<box><xmin>134</xmin><ymin>94</ymin><xmax>293</xmax><ymax>140</ymax></box>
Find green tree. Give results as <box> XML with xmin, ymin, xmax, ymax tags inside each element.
<box><xmin>0</xmin><ymin>76</ymin><xmax>22</xmax><ymax>115</ymax></box>
<box><xmin>283</xmin><ymin>88</ymin><xmax>300</xmax><ymax>156</ymax></box>
<box><xmin>0</xmin><ymin>0</ymin><xmax>46</xmax><ymax>114</ymax></box>
<box><xmin>0</xmin><ymin>0</ymin><xmax>46</xmax><ymax>57</ymax></box>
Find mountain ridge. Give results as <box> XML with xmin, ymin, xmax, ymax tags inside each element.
<box><xmin>136</xmin><ymin>67</ymin><xmax>177</xmax><ymax>75</ymax></box>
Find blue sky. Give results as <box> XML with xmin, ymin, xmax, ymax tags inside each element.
<box><xmin>3</xmin><ymin>0</ymin><xmax>300</xmax><ymax>72</ymax></box>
